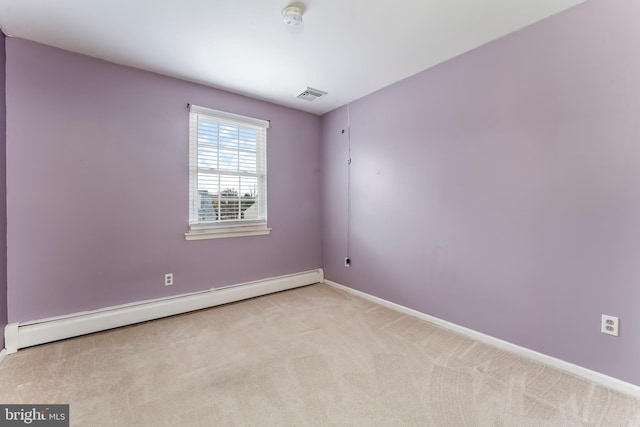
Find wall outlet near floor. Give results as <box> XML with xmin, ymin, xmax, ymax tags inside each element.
<box><xmin>344</xmin><ymin>257</ymin><xmax>351</xmax><ymax>267</ymax></box>
<box><xmin>164</xmin><ymin>273</ymin><xmax>174</xmax><ymax>286</ymax></box>
<box><xmin>601</xmin><ymin>314</ymin><xmax>619</xmax><ymax>336</ymax></box>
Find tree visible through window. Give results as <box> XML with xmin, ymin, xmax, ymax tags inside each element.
<box><xmin>197</xmin><ymin>188</ymin><xmax>257</xmax><ymax>221</ymax></box>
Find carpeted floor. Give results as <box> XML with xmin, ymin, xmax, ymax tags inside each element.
<box><xmin>1</xmin><ymin>283</ymin><xmax>639</xmax><ymax>426</ymax></box>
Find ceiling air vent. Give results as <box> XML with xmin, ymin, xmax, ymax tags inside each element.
<box><xmin>296</xmin><ymin>87</ymin><xmax>328</xmax><ymax>102</ymax></box>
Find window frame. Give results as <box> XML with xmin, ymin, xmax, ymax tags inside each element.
<box><xmin>185</xmin><ymin>104</ymin><xmax>271</xmax><ymax>241</ymax></box>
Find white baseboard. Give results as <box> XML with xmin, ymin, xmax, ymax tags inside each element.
<box><xmin>324</xmin><ymin>279</ymin><xmax>640</xmax><ymax>398</ymax></box>
<box><xmin>4</xmin><ymin>269</ymin><xmax>323</xmax><ymax>354</ymax></box>
<box><xmin>0</xmin><ymin>348</ymin><xmax>6</xmax><ymax>365</ymax></box>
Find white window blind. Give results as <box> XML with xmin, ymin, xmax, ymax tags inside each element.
<box><xmin>187</xmin><ymin>104</ymin><xmax>269</xmax><ymax>240</ymax></box>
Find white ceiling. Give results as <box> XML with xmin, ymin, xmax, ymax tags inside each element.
<box><xmin>0</xmin><ymin>0</ymin><xmax>587</xmax><ymax>115</ymax></box>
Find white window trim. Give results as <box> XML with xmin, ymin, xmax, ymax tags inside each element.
<box><xmin>185</xmin><ymin>104</ymin><xmax>271</xmax><ymax>241</ymax></box>
<box><xmin>185</xmin><ymin>223</ymin><xmax>272</xmax><ymax>240</ymax></box>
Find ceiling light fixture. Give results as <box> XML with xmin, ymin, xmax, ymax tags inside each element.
<box><xmin>282</xmin><ymin>4</ymin><xmax>304</xmax><ymax>33</ymax></box>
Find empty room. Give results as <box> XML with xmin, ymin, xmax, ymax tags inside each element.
<box><xmin>1</xmin><ymin>0</ymin><xmax>640</xmax><ymax>425</ymax></box>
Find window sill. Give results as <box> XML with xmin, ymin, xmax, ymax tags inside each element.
<box><xmin>185</xmin><ymin>224</ymin><xmax>272</xmax><ymax>241</ymax></box>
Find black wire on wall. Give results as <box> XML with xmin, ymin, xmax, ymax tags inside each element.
<box><xmin>346</xmin><ymin>104</ymin><xmax>352</xmax><ymax>265</ymax></box>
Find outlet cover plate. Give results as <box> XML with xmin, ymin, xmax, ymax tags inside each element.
<box><xmin>601</xmin><ymin>314</ymin><xmax>619</xmax><ymax>336</ymax></box>
<box><xmin>164</xmin><ymin>273</ymin><xmax>173</xmax><ymax>286</ymax></box>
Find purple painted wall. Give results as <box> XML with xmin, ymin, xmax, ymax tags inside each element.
<box><xmin>5</xmin><ymin>38</ymin><xmax>321</xmax><ymax>323</ymax></box>
<box><xmin>321</xmin><ymin>0</ymin><xmax>640</xmax><ymax>385</ymax></box>
<box><xmin>0</xmin><ymin>33</ymin><xmax>7</xmax><ymax>348</ymax></box>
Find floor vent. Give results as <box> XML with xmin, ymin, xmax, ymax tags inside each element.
<box><xmin>296</xmin><ymin>87</ymin><xmax>327</xmax><ymax>101</ymax></box>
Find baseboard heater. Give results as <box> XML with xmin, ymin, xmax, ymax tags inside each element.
<box><xmin>4</xmin><ymin>269</ymin><xmax>324</xmax><ymax>354</ymax></box>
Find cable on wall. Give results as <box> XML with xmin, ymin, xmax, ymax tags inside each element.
<box><xmin>345</xmin><ymin>103</ymin><xmax>352</xmax><ymax>267</ymax></box>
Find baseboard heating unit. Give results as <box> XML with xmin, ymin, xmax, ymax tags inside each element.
<box><xmin>4</xmin><ymin>269</ymin><xmax>323</xmax><ymax>354</ymax></box>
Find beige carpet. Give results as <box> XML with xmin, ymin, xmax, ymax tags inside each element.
<box><xmin>1</xmin><ymin>284</ymin><xmax>639</xmax><ymax>426</ymax></box>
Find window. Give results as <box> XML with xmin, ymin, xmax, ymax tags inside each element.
<box><xmin>185</xmin><ymin>104</ymin><xmax>270</xmax><ymax>240</ymax></box>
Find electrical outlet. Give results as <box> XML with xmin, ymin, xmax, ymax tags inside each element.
<box><xmin>344</xmin><ymin>257</ymin><xmax>351</xmax><ymax>267</ymax></box>
<box><xmin>601</xmin><ymin>314</ymin><xmax>619</xmax><ymax>336</ymax></box>
<box><xmin>164</xmin><ymin>273</ymin><xmax>173</xmax><ymax>286</ymax></box>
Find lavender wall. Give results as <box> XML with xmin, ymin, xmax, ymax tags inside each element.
<box><xmin>321</xmin><ymin>0</ymin><xmax>640</xmax><ymax>385</ymax></box>
<box><xmin>0</xmin><ymin>33</ymin><xmax>7</xmax><ymax>348</ymax></box>
<box><xmin>5</xmin><ymin>39</ymin><xmax>321</xmax><ymax>323</ymax></box>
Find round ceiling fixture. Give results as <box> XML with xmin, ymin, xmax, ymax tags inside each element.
<box><xmin>282</xmin><ymin>5</ymin><xmax>304</xmax><ymax>33</ymax></box>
